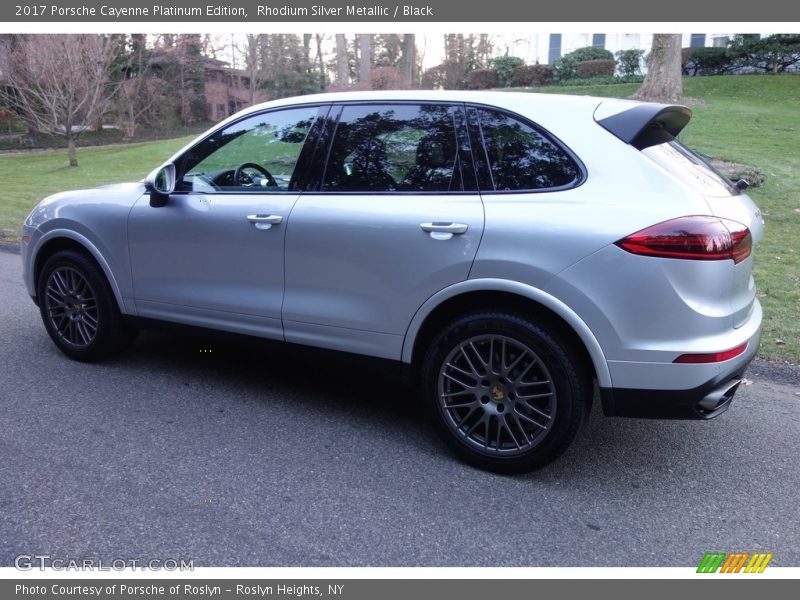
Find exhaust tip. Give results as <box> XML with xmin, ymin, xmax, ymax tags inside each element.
<box><xmin>695</xmin><ymin>379</ymin><xmax>742</xmax><ymax>418</ymax></box>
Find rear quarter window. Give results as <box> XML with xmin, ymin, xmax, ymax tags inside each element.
<box><xmin>470</xmin><ymin>107</ymin><xmax>582</xmax><ymax>192</ymax></box>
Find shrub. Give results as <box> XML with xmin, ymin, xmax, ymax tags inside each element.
<box><xmin>552</xmin><ymin>55</ymin><xmax>578</xmax><ymax>82</ymax></box>
<box><xmin>576</xmin><ymin>59</ymin><xmax>615</xmax><ymax>78</ymax></box>
<box><xmin>615</xmin><ymin>49</ymin><xmax>644</xmax><ymax>76</ymax></box>
<box><xmin>489</xmin><ymin>55</ymin><xmax>525</xmax><ymax>87</ymax></box>
<box><xmin>566</xmin><ymin>46</ymin><xmax>615</xmax><ymax>63</ymax></box>
<box><xmin>682</xmin><ymin>47</ymin><xmax>735</xmax><ymax>76</ymax></box>
<box><xmin>728</xmin><ymin>34</ymin><xmax>800</xmax><ymax>73</ymax></box>
<box><xmin>510</xmin><ymin>64</ymin><xmax>554</xmax><ymax>87</ymax></box>
<box><xmin>421</xmin><ymin>61</ymin><xmax>467</xmax><ymax>90</ymax></box>
<box><xmin>370</xmin><ymin>67</ymin><xmax>411</xmax><ymax>90</ymax></box>
<box><xmin>466</xmin><ymin>69</ymin><xmax>499</xmax><ymax>90</ymax></box>
<box><xmin>553</xmin><ymin>46</ymin><xmax>615</xmax><ymax>81</ymax></box>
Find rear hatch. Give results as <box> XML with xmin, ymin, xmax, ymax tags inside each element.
<box><xmin>595</xmin><ymin>99</ymin><xmax>764</xmax><ymax>329</ymax></box>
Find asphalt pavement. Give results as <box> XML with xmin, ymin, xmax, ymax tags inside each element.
<box><xmin>1</xmin><ymin>249</ymin><xmax>798</xmax><ymax>567</ymax></box>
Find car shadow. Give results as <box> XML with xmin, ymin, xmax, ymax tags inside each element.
<box><xmin>113</xmin><ymin>327</ymin><xmax>743</xmax><ymax>488</ymax></box>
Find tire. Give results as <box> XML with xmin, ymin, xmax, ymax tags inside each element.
<box><xmin>37</xmin><ymin>249</ymin><xmax>137</xmax><ymax>362</ymax></box>
<box><xmin>421</xmin><ymin>312</ymin><xmax>591</xmax><ymax>474</ymax></box>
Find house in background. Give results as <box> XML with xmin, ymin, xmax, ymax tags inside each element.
<box><xmin>527</xmin><ymin>33</ymin><xmax>769</xmax><ymax>65</ymax></box>
<box><xmin>203</xmin><ymin>58</ymin><xmax>267</xmax><ymax>122</ymax></box>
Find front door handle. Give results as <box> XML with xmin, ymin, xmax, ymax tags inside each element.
<box><xmin>420</xmin><ymin>222</ymin><xmax>469</xmax><ymax>240</ymax></box>
<box><xmin>247</xmin><ymin>214</ymin><xmax>283</xmax><ymax>230</ymax></box>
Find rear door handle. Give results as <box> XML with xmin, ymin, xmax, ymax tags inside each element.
<box><xmin>420</xmin><ymin>222</ymin><xmax>469</xmax><ymax>240</ymax></box>
<box><xmin>420</xmin><ymin>222</ymin><xmax>469</xmax><ymax>234</ymax></box>
<box><xmin>247</xmin><ymin>214</ymin><xmax>282</xmax><ymax>230</ymax></box>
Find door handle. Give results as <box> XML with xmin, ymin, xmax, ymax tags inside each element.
<box><xmin>420</xmin><ymin>222</ymin><xmax>469</xmax><ymax>240</ymax></box>
<box><xmin>420</xmin><ymin>222</ymin><xmax>469</xmax><ymax>234</ymax></box>
<box><xmin>247</xmin><ymin>214</ymin><xmax>282</xmax><ymax>230</ymax></box>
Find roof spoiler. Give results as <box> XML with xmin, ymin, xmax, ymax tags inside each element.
<box><xmin>595</xmin><ymin>102</ymin><xmax>692</xmax><ymax>150</ymax></box>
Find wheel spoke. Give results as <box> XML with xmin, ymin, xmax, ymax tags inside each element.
<box><xmin>508</xmin><ymin>360</ymin><xmax>530</xmax><ymax>383</ymax></box>
<box><xmin>446</xmin><ymin>400</ymin><xmax>479</xmax><ymax>411</ymax></box>
<box><xmin>468</xmin><ymin>341</ymin><xmax>489</xmax><ymax>372</ymax></box>
<box><xmin>442</xmin><ymin>371</ymin><xmax>476</xmax><ymax>390</ymax></box>
<box><xmin>82</xmin><ymin>312</ymin><xmax>98</xmax><ymax>328</ymax></box>
<box><xmin>521</xmin><ymin>400</ymin><xmax>553</xmax><ymax>419</ymax></box>
<box><xmin>445</xmin><ymin>361</ymin><xmax>477</xmax><ymax>381</ymax></box>
<box><xmin>454</xmin><ymin>405</ymin><xmax>479</xmax><ymax>428</ymax></box>
<box><xmin>75</xmin><ymin>277</ymin><xmax>90</xmax><ymax>298</ymax></box>
<box><xmin>463</xmin><ymin>414</ymin><xmax>485</xmax><ymax>438</ymax></box>
<box><xmin>503</xmin><ymin>415</ymin><xmax>524</xmax><ymax>450</ymax></box>
<box><xmin>459</xmin><ymin>347</ymin><xmax>482</xmax><ymax>378</ymax></box>
<box><xmin>508</xmin><ymin>412</ymin><xmax>531</xmax><ymax>445</ymax></box>
<box><xmin>516</xmin><ymin>407</ymin><xmax>549</xmax><ymax>428</ymax></box>
<box><xmin>75</xmin><ymin>320</ymin><xmax>91</xmax><ymax>345</ymax></box>
<box><xmin>46</xmin><ymin>292</ymin><xmax>65</xmax><ymax>308</ymax></box>
<box><xmin>442</xmin><ymin>390</ymin><xmax>472</xmax><ymax>399</ymax></box>
<box><xmin>503</xmin><ymin>347</ymin><xmax>526</xmax><ymax>376</ymax></box>
<box><xmin>52</xmin><ymin>271</ymin><xmax>69</xmax><ymax>296</ymax></box>
<box><xmin>516</xmin><ymin>391</ymin><xmax>554</xmax><ymax>401</ymax></box>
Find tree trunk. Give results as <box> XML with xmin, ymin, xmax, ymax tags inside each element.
<box><xmin>303</xmin><ymin>34</ymin><xmax>312</xmax><ymax>73</ymax></box>
<box><xmin>401</xmin><ymin>34</ymin><xmax>416</xmax><ymax>86</ymax></box>
<box><xmin>633</xmin><ymin>34</ymin><xmax>683</xmax><ymax>103</ymax></box>
<box><xmin>315</xmin><ymin>34</ymin><xmax>327</xmax><ymax>91</ymax></box>
<box><xmin>358</xmin><ymin>34</ymin><xmax>372</xmax><ymax>84</ymax></box>
<box><xmin>335</xmin><ymin>34</ymin><xmax>349</xmax><ymax>85</ymax></box>
<box><xmin>67</xmin><ymin>131</ymin><xmax>78</xmax><ymax>167</ymax></box>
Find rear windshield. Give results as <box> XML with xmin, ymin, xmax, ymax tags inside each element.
<box><xmin>642</xmin><ymin>140</ymin><xmax>740</xmax><ymax>198</ymax></box>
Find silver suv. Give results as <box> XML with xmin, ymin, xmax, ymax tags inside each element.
<box><xmin>20</xmin><ymin>91</ymin><xmax>763</xmax><ymax>472</ymax></box>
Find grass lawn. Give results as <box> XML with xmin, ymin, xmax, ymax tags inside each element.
<box><xmin>0</xmin><ymin>74</ymin><xmax>798</xmax><ymax>362</ymax></box>
<box><xmin>0</xmin><ymin>136</ymin><xmax>193</xmax><ymax>241</ymax></box>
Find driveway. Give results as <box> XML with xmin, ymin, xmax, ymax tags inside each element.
<box><xmin>1</xmin><ymin>249</ymin><xmax>798</xmax><ymax>567</ymax></box>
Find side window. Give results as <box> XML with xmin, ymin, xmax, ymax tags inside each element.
<box><xmin>178</xmin><ymin>106</ymin><xmax>320</xmax><ymax>193</ymax></box>
<box><xmin>322</xmin><ymin>103</ymin><xmax>464</xmax><ymax>193</ymax></box>
<box><xmin>474</xmin><ymin>108</ymin><xmax>580</xmax><ymax>192</ymax></box>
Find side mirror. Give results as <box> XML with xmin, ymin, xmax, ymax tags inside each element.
<box><xmin>144</xmin><ymin>163</ymin><xmax>176</xmax><ymax>207</ymax></box>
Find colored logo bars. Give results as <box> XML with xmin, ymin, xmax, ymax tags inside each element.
<box><xmin>697</xmin><ymin>552</ymin><xmax>773</xmax><ymax>573</ymax></box>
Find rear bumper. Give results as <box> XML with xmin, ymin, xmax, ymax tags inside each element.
<box><xmin>599</xmin><ymin>326</ymin><xmax>760</xmax><ymax>420</ymax></box>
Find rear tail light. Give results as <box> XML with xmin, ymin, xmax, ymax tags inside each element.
<box><xmin>616</xmin><ymin>216</ymin><xmax>752</xmax><ymax>264</ymax></box>
<box><xmin>674</xmin><ymin>342</ymin><xmax>748</xmax><ymax>364</ymax></box>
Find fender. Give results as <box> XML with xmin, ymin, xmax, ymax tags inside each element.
<box><xmin>401</xmin><ymin>278</ymin><xmax>612</xmax><ymax>388</ymax></box>
<box><xmin>29</xmin><ymin>229</ymin><xmax>131</xmax><ymax>315</ymax></box>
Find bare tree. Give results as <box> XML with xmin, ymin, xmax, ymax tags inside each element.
<box><xmin>239</xmin><ymin>34</ymin><xmax>263</xmax><ymax>106</ymax></box>
<box><xmin>358</xmin><ymin>34</ymin><xmax>373</xmax><ymax>83</ymax></box>
<box><xmin>114</xmin><ymin>35</ymin><xmax>160</xmax><ymax>138</ymax></box>
<box><xmin>401</xmin><ymin>34</ymin><xmax>417</xmax><ymax>85</ymax></box>
<box><xmin>335</xmin><ymin>34</ymin><xmax>349</xmax><ymax>86</ymax></box>
<box><xmin>315</xmin><ymin>34</ymin><xmax>327</xmax><ymax>91</ymax></box>
<box><xmin>0</xmin><ymin>34</ymin><xmax>121</xmax><ymax>166</ymax></box>
<box><xmin>633</xmin><ymin>34</ymin><xmax>683</xmax><ymax>103</ymax></box>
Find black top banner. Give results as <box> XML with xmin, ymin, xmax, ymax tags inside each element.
<box><xmin>3</xmin><ymin>0</ymin><xmax>799</xmax><ymax>22</ymax></box>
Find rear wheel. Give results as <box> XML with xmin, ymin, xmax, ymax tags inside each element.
<box><xmin>38</xmin><ymin>249</ymin><xmax>137</xmax><ymax>362</ymax></box>
<box><xmin>422</xmin><ymin>312</ymin><xmax>591</xmax><ymax>473</ymax></box>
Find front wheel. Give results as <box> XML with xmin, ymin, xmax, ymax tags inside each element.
<box><xmin>38</xmin><ymin>249</ymin><xmax>137</xmax><ymax>362</ymax></box>
<box><xmin>422</xmin><ymin>312</ymin><xmax>591</xmax><ymax>473</ymax></box>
